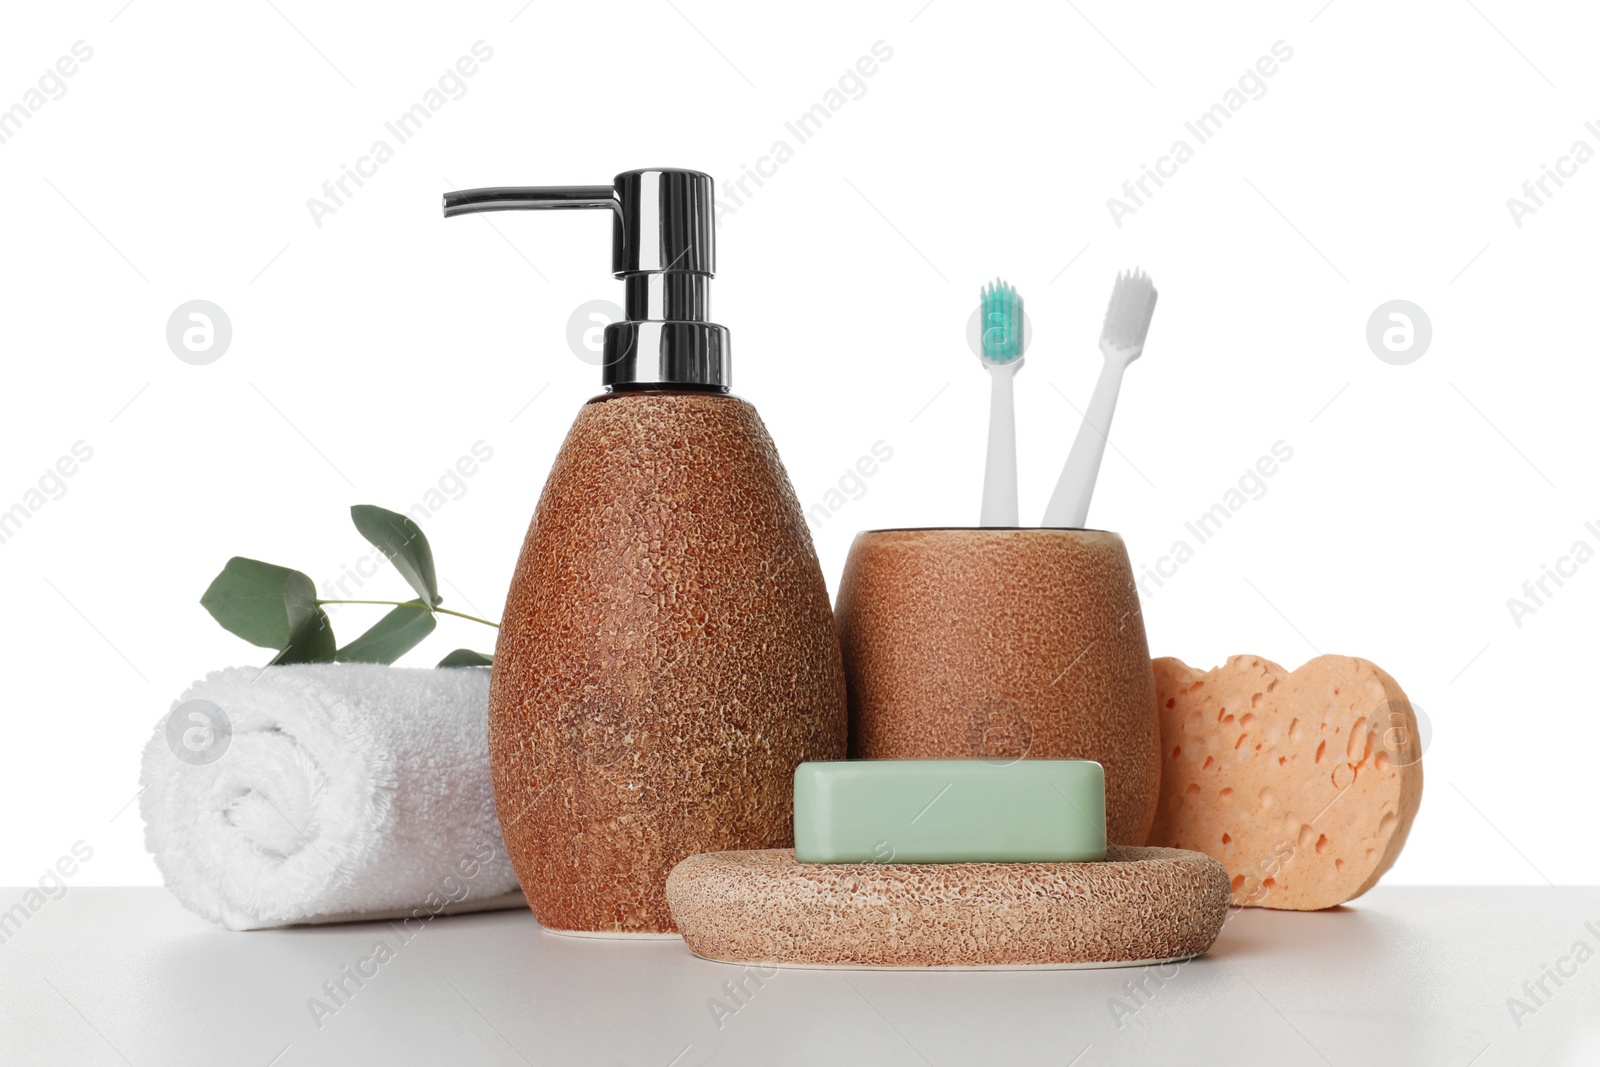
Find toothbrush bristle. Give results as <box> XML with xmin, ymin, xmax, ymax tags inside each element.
<box><xmin>980</xmin><ymin>278</ymin><xmax>1025</xmax><ymax>364</ymax></box>
<box><xmin>1100</xmin><ymin>269</ymin><xmax>1158</xmax><ymax>350</ymax></box>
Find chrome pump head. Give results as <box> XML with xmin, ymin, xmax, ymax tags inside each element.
<box><xmin>442</xmin><ymin>169</ymin><xmax>728</xmax><ymax>390</ymax></box>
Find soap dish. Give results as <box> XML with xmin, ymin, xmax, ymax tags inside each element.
<box><xmin>666</xmin><ymin>845</ymin><xmax>1230</xmax><ymax>970</ymax></box>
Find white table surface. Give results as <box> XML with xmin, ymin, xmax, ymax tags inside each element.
<box><xmin>2</xmin><ymin>886</ymin><xmax>1597</xmax><ymax>1065</ymax></box>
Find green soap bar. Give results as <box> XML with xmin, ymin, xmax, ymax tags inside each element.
<box><xmin>793</xmin><ymin>760</ymin><xmax>1107</xmax><ymax>864</ymax></box>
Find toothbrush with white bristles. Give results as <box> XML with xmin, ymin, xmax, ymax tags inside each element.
<box><xmin>1042</xmin><ymin>269</ymin><xmax>1158</xmax><ymax>528</ymax></box>
<box><xmin>977</xmin><ymin>279</ymin><xmax>1025</xmax><ymax>527</ymax></box>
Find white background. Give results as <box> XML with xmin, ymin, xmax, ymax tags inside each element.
<box><xmin>1</xmin><ymin>0</ymin><xmax>1594</xmax><ymax>888</ymax></box>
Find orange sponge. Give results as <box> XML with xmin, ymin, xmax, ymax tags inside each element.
<box><xmin>1147</xmin><ymin>655</ymin><xmax>1423</xmax><ymax>910</ymax></box>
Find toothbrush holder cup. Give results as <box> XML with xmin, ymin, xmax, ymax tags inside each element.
<box><xmin>834</xmin><ymin>527</ymin><xmax>1161</xmax><ymax>846</ymax></box>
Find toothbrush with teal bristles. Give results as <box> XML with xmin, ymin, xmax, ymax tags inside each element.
<box><xmin>977</xmin><ymin>279</ymin><xmax>1025</xmax><ymax>526</ymax></box>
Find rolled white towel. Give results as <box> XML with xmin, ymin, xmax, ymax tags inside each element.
<box><xmin>139</xmin><ymin>663</ymin><xmax>524</xmax><ymax>930</ymax></box>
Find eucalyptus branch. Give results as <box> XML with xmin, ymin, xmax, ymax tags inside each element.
<box><xmin>198</xmin><ymin>504</ymin><xmax>497</xmax><ymax>668</ymax></box>
<box><xmin>319</xmin><ymin>599</ymin><xmax>500</xmax><ymax>629</ymax></box>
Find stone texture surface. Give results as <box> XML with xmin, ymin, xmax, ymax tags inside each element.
<box><xmin>666</xmin><ymin>846</ymin><xmax>1231</xmax><ymax>968</ymax></box>
<box><xmin>1147</xmin><ymin>655</ymin><xmax>1424</xmax><ymax>911</ymax></box>
<box><xmin>834</xmin><ymin>528</ymin><xmax>1161</xmax><ymax>845</ymax></box>
<box><xmin>488</xmin><ymin>392</ymin><xmax>847</xmax><ymax>935</ymax></box>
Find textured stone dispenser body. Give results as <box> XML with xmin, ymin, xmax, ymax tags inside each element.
<box><xmin>488</xmin><ymin>391</ymin><xmax>847</xmax><ymax>935</ymax></box>
<box><xmin>834</xmin><ymin>528</ymin><xmax>1162</xmax><ymax>845</ymax></box>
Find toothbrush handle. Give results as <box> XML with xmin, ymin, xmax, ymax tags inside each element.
<box><xmin>1042</xmin><ymin>355</ymin><xmax>1127</xmax><ymax>528</ymax></box>
<box><xmin>980</xmin><ymin>364</ymin><xmax>1019</xmax><ymax>527</ymax></box>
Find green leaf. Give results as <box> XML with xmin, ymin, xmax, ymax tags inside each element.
<box><xmin>270</xmin><ymin>570</ymin><xmax>336</xmax><ymax>663</ymax></box>
<box><xmin>201</xmin><ymin>557</ymin><xmax>321</xmax><ymax>650</ymax></box>
<box><xmin>350</xmin><ymin>505</ymin><xmax>440</xmax><ymax>606</ymax></box>
<box><xmin>336</xmin><ymin>600</ymin><xmax>437</xmax><ymax>664</ymax></box>
<box><xmin>437</xmin><ymin>648</ymin><xmax>493</xmax><ymax>668</ymax></box>
<box><xmin>270</xmin><ymin>604</ymin><xmax>336</xmax><ymax>664</ymax></box>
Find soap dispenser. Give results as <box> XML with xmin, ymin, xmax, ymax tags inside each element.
<box><xmin>444</xmin><ymin>169</ymin><xmax>847</xmax><ymax>936</ymax></box>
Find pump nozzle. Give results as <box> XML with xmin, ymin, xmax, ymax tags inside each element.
<box><xmin>441</xmin><ymin>185</ymin><xmax>619</xmax><ymax>217</ymax></box>
<box><xmin>442</xmin><ymin>169</ymin><xmax>728</xmax><ymax>390</ymax></box>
